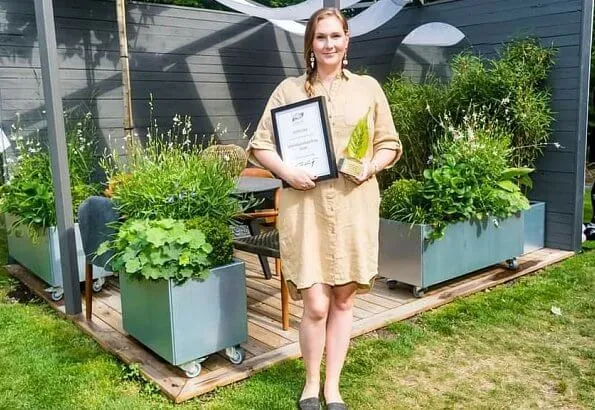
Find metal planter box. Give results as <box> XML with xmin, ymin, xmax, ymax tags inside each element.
<box><xmin>5</xmin><ymin>214</ymin><xmax>110</xmax><ymax>297</ymax></box>
<box><xmin>522</xmin><ymin>201</ymin><xmax>545</xmax><ymax>254</ymax></box>
<box><xmin>119</xmin><ymin>260</ymin><xmax>248</xmax><ymax>373</ymax></box>
<box><xmin>379</xmin><ymin>213</ymin><xmax>523</xmax><ymax>295</ymax></box>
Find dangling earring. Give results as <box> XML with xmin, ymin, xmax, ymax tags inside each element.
<box><xmin>343</xmin><ymin>52</ymin><xmax>348</xmax><ymax>66</ymax></box>
<box><xmin>310</xmin><ymin>52</ymin><xmax>315</xmax><ymax>69</ymax></box>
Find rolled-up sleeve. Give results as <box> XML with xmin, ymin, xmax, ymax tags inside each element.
<box><xmin>247</xmin><ymin>81</ymin><xmax>286</xmax><ymax>167</ymax></box>
<box><xmin>370</xmin><ymin>78</ymin><xmax>402</xmax><ymax>167</ymax></box>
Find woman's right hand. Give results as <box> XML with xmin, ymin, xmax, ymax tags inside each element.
<box><xmin>282</xmin><ymin>168</ymin><xmax>317</xmax><ymax>191</ymax></box>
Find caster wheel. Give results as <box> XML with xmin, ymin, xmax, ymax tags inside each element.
<box><xmin>51</xmin><ymin>289</ymin><xmax>64</xmax><ymax>301</ymax></box>
<box><xmin>180</xmin><ymin>362</ymin><xmax>201</xmax><ymax>378</ymax></box>
<box><xmin>386</xmin><ymin>280</ymin><xmax>399</xmax><ymax>290</ymax></box>
<box><xmin>413</xmin><ymin>287</ymin><xmax>425</xmax><ymax>298</ymax></box>
<box><xmin>92</xmin><ymin>277</ymin><xmax>105</xmax><ymax>293</ymax></box>
<box><xmin>225</xmin><ymin>346</ymin><xmax>245</xmax><ymax>365</ymax></box>
<box><xmin>506</xmin><ymin>258</ymin><xmax>519</xmax><ymax>270</ymax></box>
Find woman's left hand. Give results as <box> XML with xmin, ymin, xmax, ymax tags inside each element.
<box><xmin>344</xmin><ymin>160</ymin><xmax>376</xmax><ymax>185</ymax></box>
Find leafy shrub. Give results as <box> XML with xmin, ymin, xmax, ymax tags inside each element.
<box><xmin>447</xmin><ymin>38</ymin><xmax>556</xmax><ymax>168</ymax></box>
<box><xmin>380</xmin><ymin>110</ymin><xmax>533</xmax><ymax>240</ymax></box>
<box><xmin>98</xmin><ymin>218</ymin><xmax>213</xmax><ymax>284</ymax></box>
<box><xmin>380</xmin><ymin>38</ymin><xmax>556</xmax><ymax>188</ymax></box>
<box><xmin>186</xmin><ymin>216</ymin><xmax>234</xmax><ymax>267</ymax></box>
<box><xmin>379</xmin><ymin>75</ymin><xmax>448</xmax><ymax>187</ymax></box>
<box><xmin>0</xmin><ymin>112</ymin><xmax>100</xmax><ymax>238</ymax></box>
<box><xmin>102</xmin><ymin>136</ymin><xmax>242</xmax><ymax>224</ymax></box>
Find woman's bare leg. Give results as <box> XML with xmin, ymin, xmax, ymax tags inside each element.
<box><xmin>299</xmin><ymin>283</ymin><xmax>331</xmax><ymax>400</ymax></box>
<box><xmin>323</xmin><ymin>282</ymin><xmax>358</xmax><ymax>403</ymax></box>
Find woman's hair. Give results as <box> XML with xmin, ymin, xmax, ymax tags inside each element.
<box><xmin>304</xmin><ymin>8</ymin><xmax>349</xmax><ymax>97</ymax></box>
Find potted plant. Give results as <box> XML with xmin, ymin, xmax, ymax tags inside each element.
<box><xmin>0</xmin><ymin>112</ymin><xmax>108</xmax><ymax>300</ymax></box>
<box><xmin>99</xmin><ymin>117</ymin><xmax>249</xmax><ymax>377</ymax></box>
<box><xmin>379</xmin><ymin>111</ymin><xmax>533</xmax><ymax>297</ymax></box>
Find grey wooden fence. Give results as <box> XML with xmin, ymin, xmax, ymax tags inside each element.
<box><xmin>0</xmin><ymin>0</ymin><xmax>591</xmax><ymax>251</ymax></box>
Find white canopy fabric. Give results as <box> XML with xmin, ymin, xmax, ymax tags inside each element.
<box><xmin>214</xmin><ymin>0</ymin><xmax>361</xmax><ymax>21</ymax></box>
<box><xmin>402</xmin><ymin>22</ymin><xmax>465</xmax><ymax>46</ymax></box>
<box><xmin>214</xmin><ymin>0</ymin><xmax>411</xmax><ymax>38</ymax></box>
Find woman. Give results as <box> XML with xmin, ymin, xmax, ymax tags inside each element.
<box><xmin>248</xmin><ymin>8</ymin><xmax>402</xmax><ymax>409</ymax></box>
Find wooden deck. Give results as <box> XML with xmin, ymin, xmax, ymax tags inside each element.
<box><xmin>7</xmin><ymin>247</ymin><xmax>573</xmax><ymax>403</ymax></box>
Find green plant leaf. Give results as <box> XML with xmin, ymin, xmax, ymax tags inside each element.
<box><xmin>96</xmin><ymin>241</ymin><xmax>111</xmax><ymax>256</ymax></box>
<box><xmin>346</xmin><ymin>111</ymin><xmax>369</xmax><ymax>160</ymax></box>
<box><xmin>146</xmin><ymin>227</ymin><xmax>168</xmax><ymax>247</ymax></box>
<box><xmin>125</xmin><ymin>258</ymin><xmax>142</xmax><ymax>273</ymax></box>
<box><xmin>497</xmin><ymin>180</ymin><xmax>519</xmax><ymax>192</ymax></box>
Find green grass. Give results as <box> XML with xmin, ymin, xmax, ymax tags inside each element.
<box><xmin>0</xmin><ymin>202</ymin><xmax>594</xmax><ymax>408</ymax></box>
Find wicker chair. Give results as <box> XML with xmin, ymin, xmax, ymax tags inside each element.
<box><xmin>201</xmin><ymin>144</ymin><xmax>247</xmax><ymax>178</ymax></box>
<box><xmin>233</xmin><ymin>168</ymin><xmax>289</xmax><ymax>331</ymax></box>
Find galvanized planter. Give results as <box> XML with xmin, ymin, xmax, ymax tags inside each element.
<box><xmin>119</xmin><ymin>260</ymin><xmax>248</xmax><ymax>377</ymax></box>
<box><xmin>522</xmin><ymin>201</ymin><xmax>545</xmax><ymax>254</ymax></box>
<box><xmin>5</xmin><ymin>214</ymin><xmax>110</xmax><ymax>300</ymax></box>
<box><xmin>379</xmin><ymin>213</ymin><xmax>523</xmax><ymax>296</ymax></box>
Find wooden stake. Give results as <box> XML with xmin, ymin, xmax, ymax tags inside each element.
<box><xmin>116</xmin><ymin>0</ymin><xmax>134</xmax><ymax>150</ymax></box>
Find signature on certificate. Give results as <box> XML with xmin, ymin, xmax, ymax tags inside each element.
<box><xmin>295</xmin><ymin>158</ymin><xmax>317</xmax><ymax>168</ymax></box>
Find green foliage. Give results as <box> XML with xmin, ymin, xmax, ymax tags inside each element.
<box><xmin>346</xmin><ymin>111</ymin><xmax>370</xmax><ymax>160</ymax></box>
<box><xmin>379</xmin><ymin>179</ymin><xmax>424</xmax><ymax>223</ymax></box>
<box><xmin>0</xmin><ymin>112</ymin><xmax>100</xmax><ymax>239</ymax></box>
<box><xmin>447</xmin><ymin>38</ymin><xmax>556</xmax><ymax>169</ymax></box>
<box><xmin>98</xmin><ymin>218</ymin><xmax>213</xmax><ymax>284</ymax></box>
<box><xmin>102</xmin><ymin>133</ymin><xmax>242</xmax><ymax>224</ymax></box>
<box><xmin>186</xmin><ymin>216</ymin><xmax>234</xmax><ymax>267</ymax></box>
<box><xmin>381</xmin><ymin>38</ymin><xmax>556</xmax><ymax>187</ymax></box>
<box><xmin>381</xmin><ymin>111</ymin><xmax>532</xmax><ymax>240</ymax></box>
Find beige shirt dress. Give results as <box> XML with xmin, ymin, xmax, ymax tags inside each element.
<box><xmin>248</xmin><ymin>69</ymin><xmax>402</xmax><ymax>300</ymax></box>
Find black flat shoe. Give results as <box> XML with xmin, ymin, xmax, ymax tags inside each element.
<box><xmin>298</xmin><ymin>397</ymin><xmax>320</xmax><ymax>410</ymax></box>
<box><xmin>326</xmin><ymin>402</ymin><xmax>347</xmax><ymax>410</ymax></box>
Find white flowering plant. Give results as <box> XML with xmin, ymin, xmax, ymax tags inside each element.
<box><xmin>381</xmin><ymin>108</ymin><xmax>535</xmax><ymax>240</ymax></box>
<box><xmin>380</xmin><ymin>38</ymin><xmax>556</xmax><ymax>189</ymax></box>
<box><xmin>0</xmin><ymin>112</ymin><xmax>100</xmax><ymax>239</ymax></box>
<box><xmin>98</xmin><ymin>104</ymin><xmax>250</xmax><ymax>280</ymax></box>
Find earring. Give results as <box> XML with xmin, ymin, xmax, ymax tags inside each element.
<box><xmin>310</xmin><ymin>52</ymin><xmax>315</xmax><ymax>69</ymax></box>
<box><xmin>343</xmin><ymin>52</ymin><xmax>348</xmax><ymax>66</ymax></box>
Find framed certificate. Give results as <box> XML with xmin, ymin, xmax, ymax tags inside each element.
<box><xmin>271</xmin><ymin>96</ymin><xmax>338</xmax><ymax>184</ymax></box>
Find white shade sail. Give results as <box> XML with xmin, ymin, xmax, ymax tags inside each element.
<box><xmin>214</xmin><ymin>0</ymin><xmax>410</xmax><ymax>38</ymax></box>
<box><xmin>214</xmin><ymin>0</ymin><xmax>361</xmax><ymax>21</ymax></box>
<box><xmin>402</xmin><ymin>22</ymin><xmax>465</xmax><ymax>46</ymax></box>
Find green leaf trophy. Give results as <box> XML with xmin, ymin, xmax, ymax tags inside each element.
<box><xmin>338</xmin><ymin>111</ymin><xmax>369</xmax><ymax>178</ymax></box>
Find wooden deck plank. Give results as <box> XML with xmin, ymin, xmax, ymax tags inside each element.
<box><xmin>6</xmin><ymin>248</ymin><xmax>574</xmax><ymax>404</ymax></box>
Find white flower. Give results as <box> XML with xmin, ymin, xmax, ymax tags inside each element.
<box><xmin>501</xmin><ymin>97</ymin><xmax>510</xmax><ymax>104</ymax></box>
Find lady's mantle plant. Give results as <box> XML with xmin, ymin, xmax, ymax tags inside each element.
<box><xmin>97</xmin><ymin>218</ymin><xmax>213</xmax><ymax>284</ymax></box>
<box><xmin>100</xmin><ymin>110</ymin><xmax>243</xmax><ymax>282</ymax></box>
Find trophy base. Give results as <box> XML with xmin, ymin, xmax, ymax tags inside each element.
<box><xmin>338</xmin><ymin>158</ymin><xmax>363</xmax><ymax>178</ymax></box>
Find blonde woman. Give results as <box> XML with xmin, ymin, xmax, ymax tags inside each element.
<box><xmin>248</xmin><ymin>8</ymin><xmax>402</xmax><ymax>409</ymax></box>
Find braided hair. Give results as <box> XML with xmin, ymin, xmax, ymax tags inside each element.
<box><xmin>303</xmin><ymin>8</ymin><xmax>349</xmax><ymax>97</ymax></box>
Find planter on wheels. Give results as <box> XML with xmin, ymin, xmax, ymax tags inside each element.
<box><xmin>379</xmin><ymin>213</ymin><xmax>523</xmax><ymax>297</ymax></box>
<box><xmin>119</xmin><ymin>260</ymin><xmax>248</xmax><ymax>377</ymax></box>
<box><xmin>522</xmin><ymin>201</ymin><xmax>545</xmax><ymax>254</ymax></box>
<box><xmin>5</xmin><ymin>214</ymin><xmax>111</xmax><ymax>300</ymax></box>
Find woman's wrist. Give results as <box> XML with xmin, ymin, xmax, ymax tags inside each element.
<box><xmin>369</xmin><ymin>161</ymin><xmax>380</xmax><ymax>178</ymax></box>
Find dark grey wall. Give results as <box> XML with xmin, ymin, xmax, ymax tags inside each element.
<box><xmin>0</xmin><ymin>0</ymin><xmax>591</xmax><ymax>251</ymax></box>
<box><xmin>348</xmin><ymin>0</ymin><xmax>592</xmax><ymax>251</ymax></box>
<box><xmin>0</xmin><ymin>0</ymin><xmax>304</xmax><ymax>148</ymax></box>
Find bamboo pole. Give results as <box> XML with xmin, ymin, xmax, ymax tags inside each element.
<box><xmin>116</xmin><ymin>0</ymin><xmax>134</xmax><ymax>149</ymax></box>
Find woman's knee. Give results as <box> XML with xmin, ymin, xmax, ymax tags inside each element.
<box><xmin>304</xmin><ymin>300</ymin><xmax>329</xmax><ymax>322</ymax></box>
<box><xmin>331</xmin><ymin>296</ymin><xmax>355</xmax><ymax>312</ymax></box>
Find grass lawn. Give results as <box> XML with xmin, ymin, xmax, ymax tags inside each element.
<box><xmin>0</xmin><ymin>206</ymin><xmax>594</xmax><ymax>408</ymax></box>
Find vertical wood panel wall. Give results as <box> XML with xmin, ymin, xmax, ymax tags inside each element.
<box><xmin>0</xmin><ymin>0</ymin><xmax>590</xmax><ymax>251</ymax></box>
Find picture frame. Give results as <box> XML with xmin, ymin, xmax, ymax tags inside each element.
<box><xmin>271</xmin><ymin>96</ymin><xmax>338</xmax><ymax>185</ymax></box>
